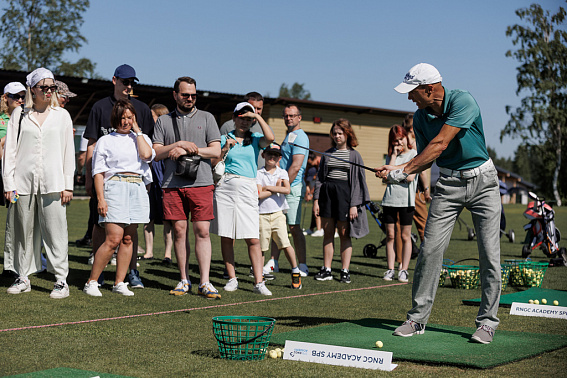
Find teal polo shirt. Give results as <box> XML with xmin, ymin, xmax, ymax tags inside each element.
<box><xmin>220</xmin><ymin>131</ymin><xmax>263</xmax><ymax>178</ymax></box>
<box><xmin>414</xmin><ymin>88</ymin><xmax>489</xmax><ymax>170</ymax></box>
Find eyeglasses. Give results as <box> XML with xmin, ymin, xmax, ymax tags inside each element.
<box><xmin>283</xmin><ymin>114</ymin><xmax>300</xmax><ymax>119</ymax></box>
<box><xmin>121</xmin><ymin>79</ymin><xmax>136</xmax><ymax>87</ymax></box>
<box><xmin>178</xmin><ymin>93</ymin><xmax>197</xmax><ymax>99</ymax></box>
<box><xmin>7</xmin><ymin>93</ymin><xmax>25</xmax><ymax>100</ymax></box>
<box><xmin>36</xmin><ymin>85</ymin><xmax>58</xmax><ymax>92</ymax></box>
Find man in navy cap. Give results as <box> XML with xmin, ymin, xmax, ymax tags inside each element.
<box><xmin>82</xmin><ymin>64</ymin><xmax>154</xmax><ymax>289</ymax></box>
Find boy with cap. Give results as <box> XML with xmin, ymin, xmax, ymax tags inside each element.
<box><xmin>257</xmin><ymin>143</ymin><xmax>302</xmax><ymax>289</ymax></box>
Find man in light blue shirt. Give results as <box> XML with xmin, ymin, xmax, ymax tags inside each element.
<box><xmin>266</xmin><ymin>104</ymin><xmax>309</xmax><ymax>277</ymax></box>
<box><xmin>377</xmin><ymin>63</ymin><xmax>501</xmax><ymax>345</ymax></box>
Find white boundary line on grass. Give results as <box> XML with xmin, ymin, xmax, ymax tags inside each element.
<box><xmin>0</xmin><ymin>282</ymin><xmax>408</xmax><ymax>333</ymax></box>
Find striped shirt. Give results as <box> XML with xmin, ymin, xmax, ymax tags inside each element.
<box><xmin>327</xmin><ymin>149</ymin><xmax>350</xmax><ymax>181</ymax></box>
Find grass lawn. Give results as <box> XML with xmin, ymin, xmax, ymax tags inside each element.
<box><xmin>0</xmin><ymin>201</ymin><xmax>566</xmax><ymax>377</ymax></box>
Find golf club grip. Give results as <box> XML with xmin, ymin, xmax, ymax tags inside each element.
<box><xmin>289</xmin><ymin>143</ymin><xmax>375</xmax><ymax>172</ymax></box>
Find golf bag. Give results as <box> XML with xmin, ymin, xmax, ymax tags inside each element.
<box><xmin>521</xmin><ymin>192</ymin><xmax>566</xmax><ymax>265</ymax></box>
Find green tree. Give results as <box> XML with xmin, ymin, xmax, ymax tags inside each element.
<box><xmin>278</xmin><ymin>82</ymin><xmax>311</xmax><ymax>100</ymax></box>
<box><xmin>0</xmin><ymin>0</ymin><xmax>96</xmax><ymax>77</ymax></box>
<box><xmin>502</xmin><ymin>2</ymin><xmax>567</xmax><ymax>205</ymax></box>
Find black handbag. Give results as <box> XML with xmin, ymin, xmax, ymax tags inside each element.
<box><xmin>171</xmin><ymin>112</ymin><xmax>200</xmax><ymax>180</ymax></box>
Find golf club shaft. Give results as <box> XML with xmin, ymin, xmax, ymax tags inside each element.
<box><xmin>289</xmin><ymin>143</ymin><xmax>375</xmax><ymax>172</ymax></box>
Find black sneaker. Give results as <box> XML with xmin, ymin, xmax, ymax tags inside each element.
<box><xmin>249</xmin><ymin>267</ymin><xmax>275</xmax><ymax>280</ymax></box>
<box><xmin>315</xmin><ymin>267</ymin><xmax>333</xmax><ymax>281</ymax></box>
<box><xmin>339</xmin><ymin>270</ymin><xmax>351</xmax><ymax>284</ymax></box>
<box><xmin>75</xmin><ymin>235</ymin><xmax>92</xmax><ymax>248</ymax></box>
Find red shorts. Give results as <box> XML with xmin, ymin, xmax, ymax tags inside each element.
<box><xmin>163</xmin><ymin>186</ymin><xmax>215</xmax><ymax>222</ymax></box>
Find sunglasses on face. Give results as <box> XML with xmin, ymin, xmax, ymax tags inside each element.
<box><xmin>7</xmin><ymin>93</ymin><xmax>25</xmax><ymax>100</ymax></box>
<box><xmin>178</xmin><ymin>92</ymin><xmax>197</xmax><ymax>99</ymax></box>
<box><xmin>36</xmin><ymin>85</ymin><xmax>58</xmax><ymax>92</ymax></box>
<box><xmin>121</xmin><ymin>79</ymin><xmax>136</xmax><ymax>87</ymax></box>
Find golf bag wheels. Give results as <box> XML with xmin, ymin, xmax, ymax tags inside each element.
<box><xmin>560</xmin><ymin>248</ymin><xmax>567</xmax><ymax>266</ymax></box>
<box><xmin>508</xmin><ymin>230</ymin><xmax>515</xmax><ymax>243</ymax></box>
<box><xmin>467</xmin><ymin>228</ymin><xmax>475</xmax><ymax>241</ymax></box>
<box><xmin>522</xmin><ymin>244</ymin><xmax>531</xmax><ymax>258</ymax></box>
<box><xmin>363</xmin><ymin>244</ymin><xmax>378</xmax><ymax>258</ymax></box>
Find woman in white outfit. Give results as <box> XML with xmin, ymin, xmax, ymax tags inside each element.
<box><xmin>83</xmin><ymin>99</ymin><xmax>154</xmax><ymax>297</ymax></box>
<box><xmin>3</xmin><ymin>68</ymin><xmax>75</xmax><ymax>298</ymax></box>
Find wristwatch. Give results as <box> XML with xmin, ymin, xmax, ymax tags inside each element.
<box><xmin>135</xmin><ymin>131</ymin><xmax>143</xmax><ymax>137</ymax></box>
<box><xmin>388</xmin><ymin>168</ymin><xmax>408</xmax><ymax>183</ymax></box>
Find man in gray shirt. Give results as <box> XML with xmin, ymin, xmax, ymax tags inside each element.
<box><xmin>152</xmin><ymin>76</ymin><xmax>221</xmax><ymax>299</ymax></box>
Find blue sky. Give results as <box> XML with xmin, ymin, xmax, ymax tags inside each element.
<box><xmin>2</xmin><ymin>0</ymin><xmax>564</xmax><ymax>158</ymax></box>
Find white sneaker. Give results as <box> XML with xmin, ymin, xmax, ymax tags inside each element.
<box><xmin>50</xmin><ymin>281</ymin><xmax>69</xmax><ymax>299</ymax></box>
<box><xmin>7</xmin><ymin>277</ymin><xmax>31</xmax><ymax>294</ymax></box>
<box><xmin>253</xmin><ymin>281</ymin><xmax>272</xmax><ymax>296</ymax></box>
<box><xmin>299</xmin><ymin>263</ymin><xmax>309</xmax><ymax>277</ymax></box>
<box><xmin>83</xmin><ymin>280</ymin><xmax>102</xmax><ymax>297</ymax></box>
<box><xmin>112</xmin><ymin>282</ymin><xmax>134</xmax><ymax>296</ymax></box>
<box><xmin>398</xmin><ymin>270</ymin><xmax>409</xmax><ymax>283</ymax></box>
<box><xmin>310</xmin><ymin>229</ymin><xmax>324</xmax><ymax>237</ymax></box>
<box><xmin>88</xmin><ymin>253</ymin><xmax>94</xmax><ymax>265</ymax></box>
<box><xmin>383</xmin><ymin>269</ymin><xmax>395</xmax><ymax>281</ymax></box>
<box><xmin>264</xmin><ymin>259</ymin><xmax>279</xmax><ymax>273</ymax></box>
<box><xmin>224</xmin><ymin>277</ymin><xmax>239</xmax><ymax>292</ymax></box>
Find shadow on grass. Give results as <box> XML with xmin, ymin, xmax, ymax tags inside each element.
<box><xmin>351</xmin><ymin>318</ymin><xmax>471</xmax><ymax>339</ymax></box>
<box><xmin>274</xmin><ymin>315</ymin><xmax>348</xmax><ymax>328</ymax></box>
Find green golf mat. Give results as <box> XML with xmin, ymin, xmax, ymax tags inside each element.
<box><xmin>463</xmin><ymin>288</ymin><xmax>567</xmax><ymax>307</ymax></box>
<box><xmin>8</xmin><ymin>368</ymin><xmax>132</xmax><ymax>377</ymax></box>
<box><xmin>270</xmin><ymin>318</ymin><xmax>567</xmax><ymax>369</ymax></box>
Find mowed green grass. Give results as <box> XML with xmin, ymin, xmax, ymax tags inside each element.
<box><xmin>0</xmin><ymin>201</ymin><xmax>566</xmax><ymax>377</ymax></box>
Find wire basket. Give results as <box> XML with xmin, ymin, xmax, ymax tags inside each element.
<box><xmin>448</xmin><ymin>265</ymin><xmax>480</xmax><ymax>289</ymax></box>
<box><xmin>519</xmin><ymin>261</ymin><xmax>549</xmax><ymax>288</ymax></box>
<box><xmin>212</xmin><ymin>316</ymin><xmax>276</xmax><ymax>360</ymax></box>
<box><xmin>501</xmin><ymin>264</ymin><xmax>512</xmax><ymax>291</ymax></box>
<box><xmin>505</xmin><ymin>259</ymin><xmax>527</xmax><ymax>286</ymax></box>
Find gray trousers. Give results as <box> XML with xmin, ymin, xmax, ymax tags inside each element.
<box><xmin>10</xmin><ymin>192</ymin><xmax>69</xmax><ymax>282</ymax></box>
<box><xmin>408</xmin><ymin>163</ymin><xmax>501</xmax><ymax>330</ymax></box>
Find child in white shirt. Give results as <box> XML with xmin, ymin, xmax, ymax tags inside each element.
<box><xmin>257</xmin><ymin>143</ymin><xmax>301</xmax><ymax>289</ymax></box>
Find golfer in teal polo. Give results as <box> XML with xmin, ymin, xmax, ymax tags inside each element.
<box><xmin>376</xmin><ymin>63</ymin><xmax>501</xmax><ymax>344</ymax></box>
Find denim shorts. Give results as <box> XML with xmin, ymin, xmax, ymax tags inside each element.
<box><xmin>285</xmin><ymin>182</ymin><xmax>306</xmax><ymax>225</ymax></box>
<box><xmin>99</xmin><ymin>179</ymin><xmax>150</xmax><ymax>225</ymax></box>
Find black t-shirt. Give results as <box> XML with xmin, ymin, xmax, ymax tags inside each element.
<box><xmin>83</xmin><ymin>95</ymin><xmax>155</xmax><ymax>141</ymax></box>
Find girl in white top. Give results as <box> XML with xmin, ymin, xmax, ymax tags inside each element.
<box><xmin>381</xmin><ymin>125</ymin><xmax>418</xmax><ymax>283</ymax></box>
<box><xmin>84</xmin><ymin>99</ymin><xmax>155</xmax><ymax>297</ymax></box>
<box><xmin>3</xmin><ymin>68</ymin><xmax>75</xmax><ymax>299</ymax></box>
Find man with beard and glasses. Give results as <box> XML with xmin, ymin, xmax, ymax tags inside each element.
<box><xmin>152</xmin><ymin>76</ymin><xmax>222</xmax><ymax>299</ymax></box>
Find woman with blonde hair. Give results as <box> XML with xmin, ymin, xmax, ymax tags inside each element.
<box><xmin>3</xmin><ymin>68</ymin><xmax>75</xmax><ymax>298</ymax></box>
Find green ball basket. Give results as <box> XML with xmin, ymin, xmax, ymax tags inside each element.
<box><xmin>501</xmin><ymin>264</ymin><xmax>512</xmax><ymax>291</ymax></box>
<box><xmin>447</xmin><ymin>265</ymin><xmax>480</xmax><ymax>289</ymax></box>
<box><xmin>519</xmin><ymin>261</ymin><xmax>549</xmax><ymax>288</ymax></box>
<box><xmin>212</xmin><ymin>316</ymin><xmax>276</xmax><ymax>360</ymax></box>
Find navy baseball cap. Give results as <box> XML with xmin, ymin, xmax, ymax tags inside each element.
<box><xmin>263</xmin><ymin>142</ymin><xmax>282</xmax><ymax>156</ymax></box>
<box><xmin>113</xmin><ymin>64</ymin><xmax>138</xmax><ymax>80</ymax></box>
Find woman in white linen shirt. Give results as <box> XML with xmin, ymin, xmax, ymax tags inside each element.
<box><xmin>83</xmin><ymin>99</ymin><xmax>154</xmax><ymax>297</ymax></box>
<box><xmin>2</xmin><ymin>68</ymin><xmax>75</xmax><ymax>299</ymax></box>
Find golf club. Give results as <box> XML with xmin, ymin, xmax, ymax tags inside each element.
<box><xmin>288</xmin><ymin>142</ymin><xmax>375</xmax><ymax>172</ymax></box>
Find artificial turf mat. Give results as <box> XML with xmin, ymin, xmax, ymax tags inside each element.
<box><xmin>8</xmin><ymin>368</ymin><xmax>132</xmax><ymax>377</ymax></box>
<box><xmin>463</xmin><ymin>287</ymin><xmax>567</xmax><ymax>307</ymax></box>
<box><xmin>270</xmin><ymin>318</ymin><xmax>567</xmax><ymax>369</ymax></box>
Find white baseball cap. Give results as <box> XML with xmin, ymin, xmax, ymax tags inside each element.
<box><xmin>233</xmin><ymin>102</ymin><xmax>255</xmax><ymax>114</ymax></box>
<box><xmin>4</xmin><ymin>82</ymin><xmax>26</xmax><ymax>94</ymax></box>
<box><xmin>394</xmin><ymin>63</ymin><xmax>442</xmax><ymax>94</ymax></box>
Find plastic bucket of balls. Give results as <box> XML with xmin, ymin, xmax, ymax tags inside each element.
<box><xmin>212</xmin><ymin>316</ymin><xmax>275</xmax><ymax>360</ymax></box>
<box><xmin>505</xmin><ymin>259</ymin><xmax>527</xmax><ymax>286</ymax></box>
<box><xmin>448</xmin><ymin>264</ymin><xmax>480</xmax><ymax>289</ymax></box>
<box><xmin>519</xmin><ymin>261</ymin><xmax>549</xmax><ymax>288</ymax></box>
<box><xmin>439</xmin><ymin>259</ymin><xmax>454</xmax><ymax>287</ymax></box>
<box><xmin>501</xmin><ymin>264</ymin><xmax>512</xmax><ymax>291</ymax></box>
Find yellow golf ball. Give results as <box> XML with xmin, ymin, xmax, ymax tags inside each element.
<box><xmin>528</xmin><ymin>299</ymin><xmax>534</xmax><ymax>304</ymax></box>
<box><xmin>541</xmin><ymin>299</ymin><xmax>547</xmax><ymax>305</ymax></box>
<box><xmin>268</xmin><ymin>350</ymin><xmax>277</xmax><ymax>359</ymax></box>
<box><xmin>554</xmin><ymin>300</ymin><xmax>559</xmax><ymax>306</ymax></box>
<box><xmin>375</xmin><ymin>341</ymin><xmax>383</xmax><ymax>348</ymax></box>
<box><xmin>534</xmin><ymin>299</ymin><xmax>540</xmax><ymax>305</ymax></box>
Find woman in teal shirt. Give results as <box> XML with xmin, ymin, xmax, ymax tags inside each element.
<box><xmin>211</xmin><ymin>102</ymin><xmax>274</xmax><ymax>295</ymax></box>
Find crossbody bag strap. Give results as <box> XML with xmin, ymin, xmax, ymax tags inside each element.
<box><xmin>170</xmin><ymin>111</ymin><xmax>181</xmax><ymax>142</ymax></box>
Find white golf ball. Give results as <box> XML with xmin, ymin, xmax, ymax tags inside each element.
<box><xmin>268</xmin><ymin>350</ymin><xmax>277</xmax><ymax>359</ymax></box>
<box><xmin>375</xmin><ymin>341</ymin><xmax>383</xmax><ymax>348</ymax></box>
<box><xmin>541</xmin><ymin>298</ymin><xmax>547</xmax><ymax>305</ymax></box>
<box><xmin>528</xmin><ymin>299</ymin><xmax>534</xmax><ymax>304</ymax></box>
<box><xmin>554</xmin><ymin>300</ymin><xmax>559</xmax><ymax>306</ymax></box>
<box><xmin>534</xmin><ymin>299</ymin><xmax>540</xmax><ymax>305</ymax></box>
